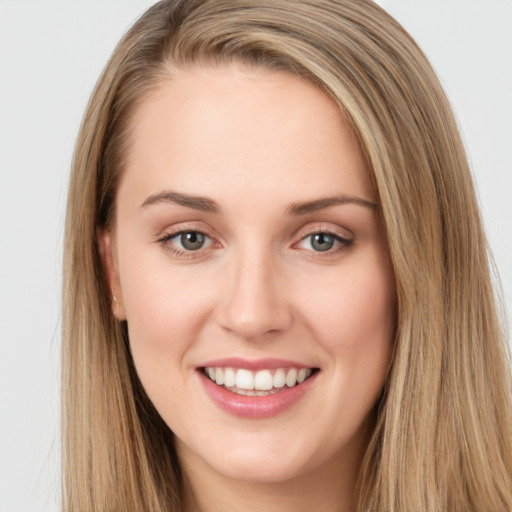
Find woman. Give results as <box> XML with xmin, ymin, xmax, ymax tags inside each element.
<box><xmin>62</xmin><ymin>0</ymin><xmax>512</xmax><ymax>510</ymax></box>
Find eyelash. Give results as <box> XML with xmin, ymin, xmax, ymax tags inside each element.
<box><xmin>156</xmin><ymin>229</ymin><xmax>215</xmax><ymax>259</ymax></box>
<box><xmin>295</xmin><ymin>230</ymin><xmax>353</xmax><ymax>255</ymax></box>
<box><xmin>156</xmin><ymin>228</ymin><xmax>353</xmax><ymax>259</ymax></box>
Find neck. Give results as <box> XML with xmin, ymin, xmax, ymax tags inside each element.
<box><xmin>178</xmin><ymin>438</ymin><xmax>365</xmax><ymax>512</ymax></box>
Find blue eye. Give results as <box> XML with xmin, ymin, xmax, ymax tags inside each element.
<box><xmin>158</xmin><ymin>230</ymin><xmax>213</xmax><ymax>254</ymax></box>
<box><xmin>310</xmin><ymin>233</ymin><xmax>335</xmax><ymax>252</ymax></box>
<box><xmin>177</xmin><ymin>231</ymin><xmax>207</xmax><ymax>251</ymax></box>
<box><xmin>299</xmin><ymin>232</ymin><xmax>352</xmax><ymax>253</ymax></box>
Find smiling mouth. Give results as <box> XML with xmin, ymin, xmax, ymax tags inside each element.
<box><xmin>201</xmin><ymin>367</ymin><xmax>319</xmax><ymax>396</ymax></box>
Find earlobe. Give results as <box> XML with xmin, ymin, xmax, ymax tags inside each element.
<box><xmin>97</xmin><ymin>229</ymin><xmax>127</xmax><ymax>321</ymax></box>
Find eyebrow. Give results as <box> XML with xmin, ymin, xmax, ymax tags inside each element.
<box><xmin>140</xmin><ymin>190</ymin><xmax>377</xmax><ymax>216</ymax></box>
<box><xmin>141</xmin><ymin>191</ymin><xmax>222</xmax><ymax>214</ymax></box>
<box><xmin>286</xmin><ymin>195</ymin><xmax>378</xmax><ymax>215</ymax></box>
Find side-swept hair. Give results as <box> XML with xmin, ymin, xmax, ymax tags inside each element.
<box><xmin>63</xmin><ymin>1</ymin><xmax>512</xmax><ymax>510</ymax></box>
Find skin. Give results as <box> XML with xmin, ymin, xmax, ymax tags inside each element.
<box><xmin>101</xmin><ymin>65</ymin><xmax>396</xmax><ymax>512</ymax></box>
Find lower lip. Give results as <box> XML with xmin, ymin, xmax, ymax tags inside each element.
<box><xmin>198</xmin><ymin>370</ymin><xmax>318</xmax><ymax>419</ymax></box>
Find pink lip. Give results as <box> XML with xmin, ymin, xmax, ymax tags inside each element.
<box><xmin>197</xmin><ymin>357</ymin><xmax>313</xmax><ymax>371</ymax></box>
<box><xmin>197</xmin><ymin>368</ymin><xmax>319</xmax><ymax>419</ymax></box>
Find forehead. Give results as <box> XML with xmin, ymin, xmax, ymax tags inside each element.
<box><xmin>118</xmin><ymin>64</ymin><xmax>372</xmax><ymax>209</ymax></box>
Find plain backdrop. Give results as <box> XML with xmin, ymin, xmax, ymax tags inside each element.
<box><xmin>0</xmin><ymin>1</ymin><xmax>511</xmax><ymax>510</ymax></box>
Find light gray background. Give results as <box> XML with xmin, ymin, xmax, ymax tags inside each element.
<box><xmin>0</xmin><ymin>1</ymin><xmax>511</xmax><ymax>510</ymax></box>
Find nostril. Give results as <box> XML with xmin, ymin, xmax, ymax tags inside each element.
<box><xmin>214</xmin><ymin>263</ymin><xmax>293</xmax><ymax>339</ymax></box>
<box><xmin>217</xmin><ymin>298</ymin><xmax>293</xmax><ymax>340</ymax></box>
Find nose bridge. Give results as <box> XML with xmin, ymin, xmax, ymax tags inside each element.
<box><xmin>217</xmin><ymin>237</ymin><xmax>292</xmax><ymax>339</ymax></box>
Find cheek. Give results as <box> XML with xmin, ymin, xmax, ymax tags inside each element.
<box><xmin>306</xmin><ymin>264</ymin><xmax>394</xmax><ymax>340</ymax></box>
<box><xmin>299</xmin><ymin>254</ymin><xmax>395</xmax><ymax>386</ymax></box>
<box><xmin>117</xmin><ymin>244</ymin><xmax>216</xmax><ymax>378</ymax></box>
<box><xmin>120</xmin><ymin>266</ymin><xmax>219</xmax><ymax>420</ymax></box>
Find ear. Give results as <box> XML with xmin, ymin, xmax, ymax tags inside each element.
<box><xmin>97</xmin><ymin>229</ymin><xmax>127</xmax><ymax>320</ymax></box>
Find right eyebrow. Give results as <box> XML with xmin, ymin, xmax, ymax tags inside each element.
<box><xmin>140</xmin><ymin>190</ymin><xmax>222</xmax><ymax>214</ymax></box>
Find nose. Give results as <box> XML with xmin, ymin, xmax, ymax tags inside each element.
<box><xmin>215</xmin><ymin>245</ymin><xmax>293</xmax><ymax>341</ymax></box>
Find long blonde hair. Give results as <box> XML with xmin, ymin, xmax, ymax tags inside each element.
<box><xmin>63</xmin><ymin>1</ymin><xmax>512</xmax><ymax>510</ymax></box>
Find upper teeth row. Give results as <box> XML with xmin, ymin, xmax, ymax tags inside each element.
<box><xmin>205</xmin><ymin>367</ymin><xmax>312</xmax><ymax>391</ymax></box>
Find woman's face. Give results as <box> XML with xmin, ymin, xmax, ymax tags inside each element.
<box><xmin>102</xmin><ymin>65</ymin><xmax>395</xmax><ymax>486</ymax></box>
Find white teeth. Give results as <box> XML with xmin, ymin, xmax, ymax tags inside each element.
<box><xmin>232</xmin><ymin>388</ymin><xmax>281</xmax><ymax>397</ymax></box>
<box><xmin>254</xmin><ymin>370</ymin><xmax>273</xmax><ymax>390</ymax></box>
<box><xmin>298</xmin><ymin>368</ymin><xmax>312</xmax><ymax>383</ymax></box>
<box><xmin>273</xmin><ymin>369</ymin><xmax>286</xmax><ymax>388</ymax></box>
<box><xmin>204</xmin><ymin>366</ymin><xmax>315</xmax><ymax>391</ymax></box>
<box><xmin>236</xmin><ymin>369</ymin><xmax>254</xmax><ymax>390</ymax></box>
<box><xmin>285</xmin><ymin>368</ymin><xmax>298</xmax><ymax>387</ymax></box>
<box><xmin>215</xmin><ymin>367</ymin><xmax>224</xmax><ymax>385</ymax></box>
<box><xmin>224</xmin><ymin>367</ymin><xmax>236</xmax><ymax>387</ymax></box>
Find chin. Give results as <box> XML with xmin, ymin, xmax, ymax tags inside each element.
<box><xmin>211</xmin><ymin>451</ymin><xmax>313</xmax><ymax>484</ymax></box>
<box><xmin>182</xmin><ymin>430</ymin><xmax>326</xmax><ymax>484</ymax></box>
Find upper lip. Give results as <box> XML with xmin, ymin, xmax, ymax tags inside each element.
<box><xmin>196</xmin><ymin>357</ymin><xmax>317</xmax><ymax>371</ymax></box>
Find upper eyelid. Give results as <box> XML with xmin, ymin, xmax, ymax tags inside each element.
<box><xmin>302</xmin><ymin>231</ymin><xmax>351</xmax><ymax>242</ymax></box>
<box><xmin>293</xmin><ymin>223</ymin><xmax>353</xmax><ymax>242</ymax></box>
<box><xmin>301</xmin><ymin>229</ymin><xmax>351</xmax><ymax>240</ymax></box>
<box><xmin>156</xmin><ymin>223</ymin><xmax>217</xmax><ymax>241</ymax></box>
<box><xmin>295</xmin><ymin>231</ymin><xmax>353</xmax><ymax>250</ymax></box>
<box><xmin>160</xmin><ymin>228</ymin><xmax>211</xmax><ymax>239</ymax></box>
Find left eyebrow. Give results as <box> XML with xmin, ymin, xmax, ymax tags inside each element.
<box><xmin>286</xmin><ymin>195</ymin><xmax>378</xmax><ymax>215</ymax></box>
